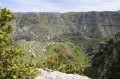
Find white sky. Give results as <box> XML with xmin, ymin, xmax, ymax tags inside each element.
<box><xmin>0</xmin><ymin>0</ymin><xmax>120</xmax><ymax>12</ymax></box>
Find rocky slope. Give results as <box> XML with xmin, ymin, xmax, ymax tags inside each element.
<box><xmin>11</xmin><ymin>11</ymin><xmax>120</xmax><ymax>56</ymax></box>
<box><xmin>13</xmin><ymin>11</ymin><xmax>120</xmax><ymax>40</ymax></box>
<box><xmin>36</xmin><ymin>69</ymin><xmax>90</xmax><ymax>79</ymax></box>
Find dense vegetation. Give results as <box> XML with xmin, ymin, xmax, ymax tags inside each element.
<box><xmin>37</xmin><ymin>47</ymin><xmax>89</xmax><ymax>75</ymax></box>
<box><xmin>0</xmin><ymin>8</ymin><xmax>37</xmax><ymax>79</ymax></box>
<box><xmin>45</xmin><ymin>43</ymin><xmax>88</xmax><ymax>64</ymax></box>
<box><xmin>84</xmin><ymin>38</ymin><xmax>120</xmax><ymax>79</ymax></box>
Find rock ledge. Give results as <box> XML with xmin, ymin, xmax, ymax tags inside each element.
<box><xmin>36</xmin><ymin>69</ymin><xmax>90</xmax><ymax>79</ymax></box>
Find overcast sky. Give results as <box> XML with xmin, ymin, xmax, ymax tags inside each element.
<box><xmin>0</xmin><ymin>0</ymin><xmax>120</xmax><ymax>12</ymax></box>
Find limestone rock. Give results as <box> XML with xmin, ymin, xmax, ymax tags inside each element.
<box><xmin>36</xmin><ymin>69</ymin><xmax>90</xmax><ymax>79</ymax></box>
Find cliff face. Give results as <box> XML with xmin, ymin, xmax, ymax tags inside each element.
<box><xmin>13</xmin><ymin>11</ymin><xmax>120</xmax><ymax>40</ymax></box>
<box><xmin>12</xmin><ymin>13</ymin><xmax>78</xmax><ymax>41</ymax></box>
<box><xmin>76</xmin><ymin>12</ymin><xmax>120</xmax><ymax>38</ymax></box>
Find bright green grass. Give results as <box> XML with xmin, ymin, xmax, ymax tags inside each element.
<box><xmin>68</xmin><ymin>44</ymin><xmax>88</xmax><ymax>64</ymax></box>
<box><xmin>45</xmin><ymin>44</ymin><xmax>60</xmax><ymax>55</ymax></box>
<box><xmin>45</xmin><ymin>43</ymin><xmax>88</xmax><ymax>64</ymax></box>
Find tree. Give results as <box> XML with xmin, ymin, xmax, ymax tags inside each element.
<box><xmin>37</xmin><ymin>49</ymin><xmax>84</xmax><ymax>75</ymax></box>
<box><xmin>0</xmin><ymin>8</ymin><xmax>37</xmax><ymax>79</ymax></box>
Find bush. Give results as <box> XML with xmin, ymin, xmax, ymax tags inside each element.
<box><xmin>0</xmin><ymin>8</ymin><xmax>37</xmax><ymax>79</ymax></box>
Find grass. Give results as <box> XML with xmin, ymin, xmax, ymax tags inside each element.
<box><xmin>69</xmin><ymin>44</ymin><xmax>88</xmax><ymax>64</ymax></box>
<box><xmin>45</xmin><ymin>44</ymin><xmax>60</xmax><ymax>55</ymax></box>
<box><xmin>44</xmin><ymin>43</ymin><xmax>88</xmax><ymax>64</ymax></box>
<box><xmin>17</xmin><ymin>34</ymin><xmax>90</xmax><ymax>64</ymax></box>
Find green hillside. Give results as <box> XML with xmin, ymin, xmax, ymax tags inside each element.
<box><xmin>45</xmin><ymin>43</ymin><xmax>88</xmax><ymax>64</ymax></box>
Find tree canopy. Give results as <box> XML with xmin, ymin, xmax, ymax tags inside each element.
<box><xmin>0</xmin><ymin>8</ymin><xmax>37</xmax><ymax>79</ymax></box>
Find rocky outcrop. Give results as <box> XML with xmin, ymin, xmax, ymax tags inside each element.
<box><xmin>36</xmin><ymin>69</ymin><xmax>90</xmax><ymax>79</ymax></box>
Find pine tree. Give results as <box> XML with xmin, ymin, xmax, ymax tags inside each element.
<box><xmin>0</xmin><ymin>8</ymin><xmax>37</xmax><ymax>79</ymax></box>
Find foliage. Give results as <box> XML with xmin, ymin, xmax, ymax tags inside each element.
<box><xmin>69</xmin><ymin>44</ymin><xmax>88</xmax><ymax>64</ymax></box>
<box><xmin>85</xmin><ymin>39</ymin><xmax>120</xmax><ymax>79</ymax></box>
<box><xmin>0</xmin><ymin>8</ymin><xmax>37</xmax><ymax>79</ymax></box>
<box><xmin>45</xmin><ymin>43</ymin><xmax>88</xmax><ymax>64</ymax></box>
<box><xmin>37</xmin><ymin>48</ymin><xmax>88</xmax><ymax>75</ymax></box>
